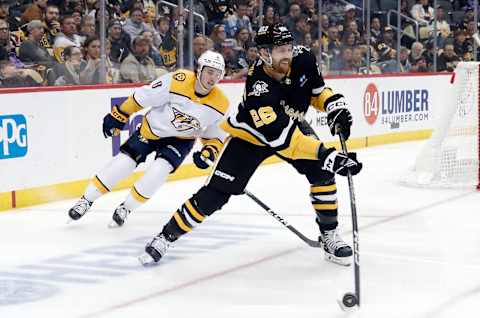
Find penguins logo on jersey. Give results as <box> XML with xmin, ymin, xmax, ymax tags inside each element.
<box><xmin>170</xmin><ymin>106</ymin><xmax>201</xmax><ymax>131</ymax></box>
<box><xmin>248</xmin><ymin>81</ymin><xmax>269</xmax><ymax>97</ymax></box>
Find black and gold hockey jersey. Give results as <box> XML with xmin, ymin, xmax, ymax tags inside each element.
<box><xmin>221</xmin><ymin>46</ymin><xmax>333</xmax><ymax>150</ymax></box>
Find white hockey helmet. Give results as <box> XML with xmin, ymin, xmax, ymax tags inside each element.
<box><xmin>197</xmin><ymin>50</ymin><xmax>225</xmax><ymax>80</ymax></box>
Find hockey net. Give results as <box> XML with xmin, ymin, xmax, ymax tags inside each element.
<box><xmin>402</xmin><ymin>62</ymin><xmax>480</xmax><ymax>189</ymax></box>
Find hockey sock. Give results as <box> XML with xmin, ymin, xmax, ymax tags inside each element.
<box><xmin>162</xmin><ymin>199</ymin><xmax>206</xmax><ymax>239</ymax></box>
<box><xmin>84</xmin><ymin>153</ymin><xmax>137</xmax><ymax>202</ymax></box>
<box><xmin>310</xmin><ymin>182</ymin><xmax>338</xmax><ymax>232</ymax></box>
<box><xmin>123</xmin><ymin>159</ymin><xmax>173</xmax><ymax>210</ymax></box>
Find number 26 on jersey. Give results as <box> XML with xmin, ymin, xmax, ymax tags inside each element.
<box><xmin>249</xmin><ymin>106</ymin><xmax>277</xmax><ymax>128</ymax></box>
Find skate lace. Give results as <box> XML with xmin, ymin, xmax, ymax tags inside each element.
<box><xmin>73</xmin><ymin>198</ymin><xmax>91</xmax><ymax>215</ymax></box>
<box><xmin>151</xmin><ymin>235</ymin><xmax>170</xmax><ymax>256</ymax></box>
<box><xmin>323</xmin><ymin>230</ymin><xmax>348</xmax><ymax>252</ymax></box>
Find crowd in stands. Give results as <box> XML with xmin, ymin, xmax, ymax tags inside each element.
<box><xmin>0</xmin><ymin>0</ymin><xmax>478</xmax><ymax>87</ymax></box>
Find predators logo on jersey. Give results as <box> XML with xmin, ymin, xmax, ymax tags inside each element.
<box><xmin>171</xmin><ymin>107</ymin><xmax>201</xmax><ymax>131</ymax></box>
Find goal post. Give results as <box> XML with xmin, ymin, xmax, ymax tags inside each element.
<box><xmin>403</xmin><ymin>62</ymin><xmax>480</xmax><ymax>189</ymax></box>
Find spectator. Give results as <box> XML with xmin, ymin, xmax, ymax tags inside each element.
<box><xmin>331</xmin><ymin>46</ymin><xmax>355</xmax><ymax>73</ymax></box>
<box><xmin>19</xmin><ymin>20</ymin><xmax>55</xmax><ymax>68</ymax></box>
<box><xmin>71</xmin><ymin>10</ymin><xmax>83</xmax><ymax>31</ymax></box>
<box><xmin>453</xmin><ymin>29</ymin><xmax>472</xmax><ymax>57</ymax></box>
<box><xmin>340</xmin><ymin>4</ymin><xmax>362</xmax><ymax>34</ymax></box>
<box><xmin>123</xmin><ymin>8</ymin><xmax>161</xmax><ymax>48</ymax></box>
<box><xmin>51</xmin><ymin>45</ymin><xmax>83</xmax><ymax>85</ymax></box>
<box><xmin>158</xmin><ymin>30</ymin><xmax>177</xmax><ymax>71</ymax></box>
<box><xmin>283</xmin><ymin>3</ymin><xmax>302</xmax><ymax>32</ymax></box>
<box><xmin>409</xmin><ymin>41</ymin><xmax>425</xmax><ymax>63</ymax></box>
<box><xmin>0</xmin><ymin>60</ymin><xmax>43</xmax><ymax>87</ymax></box>
<box><xmin>370</xmin><ymin>17</ymin><xmax>382</xmax><ymax>45</ymax></box>
<box><xmin>410</xmin><ymin>0</ymin><xmax>434</xmax><ymax>25</ymax></box>
<box><xmin>204</xmin><ymin>0</ymin><xmax>233</xmax><ymax>33</ymax></box>
<box><xmin>221</xmin><ymin>38</ymin><xmax>243</xmax><ymax>77</ymax></box>
<box><xmin>342</xmin><ymin>31</ymin><xmax>357</xmax><ymax>49</ymax></box>
<box><xmin>140</xmin><ymin>30</ymin><xmax>162</xmax><ymax>67</ymax></box>
<box><xmin>191</xmin><ymin>34</ymin><xmax>207</xmax><ymax>69</ymax></box>
<box><xmin>120</xmin><ymin>35</ymin><xmax>156</xmax><ymax>83</ymax></box>
<box><xmin>53</xmin><ymin>16</ymin><xmax>83</xmax><ymax>62</ymax></box>
<box><xmin>235</xmin><ymin>27</ymin><xmax>251</xmax><ymax>50</ymax></box>
<box><xmin>302</xmin><ymin>0</ymin><xmax>317</xmax><ymax>21</ymax></box>
<box><xmin>326</xmin><ymin>25</ymin><xmax>342</xmax><ymax>59</ymax></box>
<box><xmin>108</xmin><ymin>20</ymin><xmax>131</xmax><ymax>66</ymax></box>
<box><xmin>352</xmin><ymin>46</ymin><xmax>365</xmax><ymax>71</ymax></box>
<box><xmin>0</xmin><ymin>0</ymin><xmax>20</xmax><ymax>32</ymax></box>
<box><xmin>156</xmin><ymin>16</ymin><xmax>170</xmax><ymax>41</ymax></box>
<box><xmin>21</xmin><ymin>0</ymin><xmax>47</xmax><ymax>25</ymax></box>
<box><xmin>456</xmin><ymin>6</ymin><xmax>474</xmax><ymax>31</ymax></box>
<box><xmin>411</xmin><ymin>55</ymin><xmax>428</xmax><ymax>72</ymax></box>
<box><xmin>210</xmin><ymin>24</ymin><xmax>227</xmax><ymax>51</ymax></box>
<box><xmin>80</xmin><ymin>36</ymin><xmax>100</xmax><ymax>83</ymax></box>
<box><xmin>437</xmin><ymin>43</ymin><xmax>460</xmax><ymax>72</ymax></box>
<box><xmin>399</xmin><ymin>46</ymin><xmax>412</xmax><ymax>72</ymax></box>
<box><xmin>0</xmin><ymin>18</ymin><xmax>14</xmax><ymax>60</ymax></box>
<box><xmin>292</xmin><ymin>14</ymin><xmax>310</xmax><ymax>44</ymax></box>
<box><xmin>79</xmin><ymin>16</ymin><xmax>96</xmax><ymax>43</ymax></box>
<box><xmin>433</xmin><ymin>6</ymin><xmax>451</xmax><ymax>40</ymax></box>
<box><xmin>41</xmin><ymin>4</ymin><xmax>61</xmax><ymax>52</ymax></box>
<box><xmin>346</xmin><ymin>20</ymin><xmax>362</xmax><ymax>44</ymax></box>
<box><xmin>225</xmin><ymin>0</ymin><xmax>253</xmax><ymax>38</ymax></box>
<box><xmin>263</xmin><ymin>5</ymin><xmax>279</xmax><ymax>26</ymax></box>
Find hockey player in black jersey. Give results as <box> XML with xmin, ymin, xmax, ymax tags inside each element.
<box><xmin>139</xmin><ymin>24</ymin><xmax>362</xmax><ymax>266</ymax></box>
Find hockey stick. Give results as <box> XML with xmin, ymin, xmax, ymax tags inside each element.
<box><xmin>337</xmin><ymin>127</ymin><xmax>361</xmax><ymax>309</ymax></box>
<box><xmin>242</xmin><ymin>189</ymin><xmax>321</xmax><ymax>248</ymax></box>
<box><xmin>202</xmin><ymin>157</ymin><xmax>321</xmax><ymax>248</ymax></box>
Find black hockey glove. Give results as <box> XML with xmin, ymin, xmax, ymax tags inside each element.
<box><xmin>193</xmin><ymin>145</ymin><xmax>218</xmax><ymax>169</ymax></box>
<box><xmin>321</xmin><ymin>148</ymin><xmax>362</xmax><ymax>176</ymax></box>
<box><xmin>103</xmin><ymin>106</ymin><xmax>128</xmax><ymax>138</ymax></box>
<box><xmin>325</xmin><ymin>94</ymin><xmax>352</xmax><ymax>140</ymax></box>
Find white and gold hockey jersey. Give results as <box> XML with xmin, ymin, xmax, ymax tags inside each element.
<box><xmin>116</xmin><ymin>69</ymin><xmax>229</xmax><ymax>149</ymax></box>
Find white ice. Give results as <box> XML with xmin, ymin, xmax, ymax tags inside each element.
<box><xmin>0</xmin><ymin>140</ymin><xmax>479</xmax><ymax>318</ymax></box>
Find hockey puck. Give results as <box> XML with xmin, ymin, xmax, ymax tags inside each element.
<box><xmin>337</xmin><ymin>292</ymin><xmax>358</xmax><ymax>311</ymax></box>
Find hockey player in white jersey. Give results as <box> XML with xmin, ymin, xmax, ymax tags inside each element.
<box><xmin>68</xmin><ymin>51</ymin><xmax>229</xmax><ymax>227</ymax></box>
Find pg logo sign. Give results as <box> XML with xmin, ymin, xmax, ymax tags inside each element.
<box><xmin>0</xmin><ymin>114</ymin><xmax>28</xmax><ymax>159</ymax></box>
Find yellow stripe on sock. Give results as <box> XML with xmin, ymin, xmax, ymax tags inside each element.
<box><xmin>313</xmin><ymin>203</ymin><xmax>338</xmax><ymax>210</ymax></box>
<box><xmin>93</xmin><ymin>176</ymin><xmax>110</xmax><ymax>194</ymax></box>
<box><xmin>174</xmin><ymin>211</ymin><xmax>192</xmax><ymax>232</ymax></box>
<box><xmin>185</xmin><ymin>200</ymin><xmax>205</xmax><ymax>222</ymax></box>
<box><xmin>131</xmin><ymin>186</ymin><xmax>149</xmax><ymax>203</ymax></box>
<box><xmin>310</xmin><ymin>184</ymin><xmax>336</xmax><ymax>193</ymax></box>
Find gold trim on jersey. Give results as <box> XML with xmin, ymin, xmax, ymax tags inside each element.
<box><xmin>120</xmin><ymin>95</ymin><xmax>144</xmax><ymax>115</ymax></box>
<box><xmin>139</xmin><ymin>117</ymin><xmax>161</xmax><ymax>140</ymax></box>
<box><xmin>169</xmin><ymin>70</ymin><xmax>229</xmax><ymax>115</ymax></box>
<box><xmin>311</xmin><ymin>87</ymin><xmax>333</xmax><ymax>112</ymax></box>
<box><xmin>131</xmin><ymin>186</ymin><xmax>149</xmax><ymax>203</ymax></box>
<box><xmin>93</xmin><ymin>176</ymin><xmax>110</xmax><ymax>194</ymax></box>
<box><xmin>220</xmin><ymin>120</ymin><xmax>264</xmax><ymax>146</ymax></box>
<box><xmin>276</xmin><ymin>127</ymin><xmax>321</xmax><ymax>160</ymax></box>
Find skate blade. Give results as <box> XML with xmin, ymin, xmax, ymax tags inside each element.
<box><xmin>107</xmin><ymin>220</ymin><xmax>122</xmax><ymax>228</ymax></box>
<box><xmin>138</xmin><ymin>253</ymin><xmax>156</xmax><ymax>266</ymax></box>
<box><xmin>324</xmin><ymin>253</ymin><xmax>351</xmax><ymax>266</ymax></box>
<box><xmin>66</xmin><ymin>217</ymin><xmax>75</xmax><ymax>224</ymax></box>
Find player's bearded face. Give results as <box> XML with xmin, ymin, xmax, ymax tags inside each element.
<box><xmin>271</xmin><ymin>44</ymin><xmax>293</xmax><ymax>74</ymax></box>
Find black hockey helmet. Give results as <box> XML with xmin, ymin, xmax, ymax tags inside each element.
<box><xmin>255</xmin><ymin>23</ymin><xmax>294</xmax><ymax>49</ymax></box>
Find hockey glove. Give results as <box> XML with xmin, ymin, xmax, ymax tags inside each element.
<box><xmin>103</xmin><ymin>106</ymin><xmax>128</xmax><ymax>138</ymax></box>
<box><xmin>193</xmin><ymin>145</ymin><xmax>218</xmax><ymax>169</ymax></box>
<box><xmin>321</xmin><ymin>148</ymin><xmax>362</xmax><ymax>176</ymax></box>
<box><xmin>325</xmin><ymin>94</ymin><xmax>352</xmax><ymax>140</ymax></box>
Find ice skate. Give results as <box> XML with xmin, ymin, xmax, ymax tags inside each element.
<box><xmin>319</xmin><ymin>229</ymin><xmax>352</xmax><ymax>266</ymax></box>
<box><xmin>67</xmin><ymin>196</ymin><xmax>93</xmax><ymax>222</ymax></box>
<box><xmin>109</xmin><ymin>203</ymin><xmax>130</xmax><ymax>228</ymax></box>
<box><xmin>138</xmin><ymin>234</ymin><xmax>172</xmax><ymax>266</ymax></box>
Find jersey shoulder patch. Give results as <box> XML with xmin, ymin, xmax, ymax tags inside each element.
<box><xmin>169</xmin><ymin>69</ymin><xmax>196</xmax><ymax>97</ymax></box>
